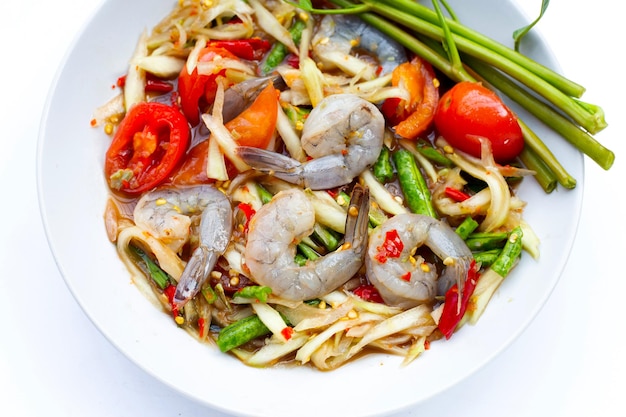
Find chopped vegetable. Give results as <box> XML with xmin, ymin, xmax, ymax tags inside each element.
<box><xmin>104</xmin><ymin>101</ymin><xmax>190</xmax><ymax>194</ymax></box>
<box><xmin>392</xmin><ymin>148</ymin><xmax>437</xmax><ymax>217</ymax></box>
<box><xmin>217</xmin><ymin>314</ymin><xmax>271</xmax><ymax>352</ymax></box>
<box><xmin>434</xmin><ymin>81</ymin><xmax>524</xmax><ymax>163</ymax></box>
<box><xmin>437</xmin><ymin>259</ymin><xmax>479</xmax><ymax>339</ymax></box>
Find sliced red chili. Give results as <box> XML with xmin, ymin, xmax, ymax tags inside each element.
<box><xmin>375</xmin><ymin>229</ymin><xmax>404</xmax><ymax>263</ymax></box>
<box><xmin>353</xmin><ymin>284</ymin><xmax>384</xmax><ymax>304</ymax></box>
<box><xmin>208</xmin><ymin>38</ymin><xmax>271</xmax><ymax>61</ymax></box>
<box><xmin>237</xmin><ymin>202</ymin><xmax>256</xmax><ymax>233</ymax></box>
<box><xmin>438</xmin><ymin>259</ymin><xmax>479</xmax><ymax>339</ymax></box>
<box><xmin>281</xmin><ymin>327</ymin><xmax>294</xmax><ymax>341</ymax></box>
<box><xmin>444</xmin><ymin>187</ymin><xmax>471</xmax><ymax>202</ymax></box>
<box><xmin>163</xmin><ymin>284</ymin><xmax>180</xmax><ymax>318</ymax></box>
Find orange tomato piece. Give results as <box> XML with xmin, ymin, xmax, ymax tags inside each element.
<box><xmin>382</xmin><ymin>57</ymin><xmax>439</xmax><ymax>140</ymax></box>
<box><xmin>224</xmin><ymin>82</ymin><xmax>279</xmax><ymax>149</ymax></box>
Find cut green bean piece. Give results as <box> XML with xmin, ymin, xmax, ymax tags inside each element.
<box><xmin>392</xmin><ymin>149</ymin><xmax>437</xmax><ymax>218</ymax></box>
<box><xmin>455</xmin><ymin>216</ymin><xmax>479</xmax><ymax>240</ymax></box>
<box><xmin>473</xmin><ymin>249</ymin><xmax>501</xmax><ymax>268</ymax></box>
<box><xmin>217</xmin><ymin>315</ymin><xmax>271</xmax><ymax>352</ymax></box>
<box><xmin>262</xmin><ymin>19</ymin><xmax>307</xmax><ymax>74</ymax></box>
<box><xmin>491</xmin><ymin>226</ymin><xmax>523</xmax><ymax>277</ymax></box>
<box><xmin>373</xmin><ymin>145</ymin><xmax>394</xmax><ymax>183</ymax></box>
<box><xmin>465</xmin><ymin>232</ymin><xmax>508</xmax><ymax>251</ymax></box>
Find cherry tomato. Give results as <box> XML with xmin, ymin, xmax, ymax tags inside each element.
<box><xmin>224</xmin><ymin>82</ymin><xmax>279</xmax><ymax>149</ymax></box>
<box><xmin>178</xmin><ymin>45</ymin><xmax>238</xmax><ymax>126</ymax></box>
<box><xmin>381</xmin><ymin>57</ymin><xmax>439</xmax><ymax>140</ymax></box>
<box><xmin>105</xmin><ymin>101</ymin><xmax>190</xmax><ymax>194</ymax></box>
<box><xmin>433</xmin><ymin>81</ymin><xmax>524</xmax><ymax>163</ymax></box>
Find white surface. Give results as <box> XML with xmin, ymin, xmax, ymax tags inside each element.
<box><xmin>0</xmin><ymin>1</ymin><xmax>622</xmax><ymax>416</ymax></box>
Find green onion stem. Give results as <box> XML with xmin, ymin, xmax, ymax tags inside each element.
<box><xmin>352</xmin><ymin>0</ymin><xmax>606</xmax><ymax>134</ymax></box>
<box><xmin>369</xmin><ymin>0</ymin><xmax>585</xmax><ymax>98</ymax></box>
<box><xmin>466</xmin><ymin>55</ymin><xmax>615</xmax><ymax>171</ymax></box>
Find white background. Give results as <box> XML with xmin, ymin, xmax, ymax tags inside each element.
<box><xmin>1</xmin><ymin>1</ymin><xmax>623</xmax><ymax>416</ymax></box>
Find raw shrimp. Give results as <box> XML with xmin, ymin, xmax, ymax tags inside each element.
<box><xmin>236</xmin><ymin>93</ymin><xmax>384</xmax><ymax>189</ymax></box>
<box><xmin>312</xmin><ymin>14</ymin><xmax>407</xmax><ymax>79</ymax></box>
<box><xmin>366</xmin><ymin>214</ymin><xmax>473</xmax><ymax>309</ymax></box>
<box><xmin>133</xmin><ymin>184</ymin><xmax>233</xmax><ymax>307</ymax></box>
<box><xmin>244</xmin><ymin>184</ymin><xmax>370</xmax><ymax>301</ymax></box>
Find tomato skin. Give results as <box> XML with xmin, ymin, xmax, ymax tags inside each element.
<box><xmin>105</xmin><ymin>102</ymin><xmax>190</xmax><ymax>194</ymax></box>
<box><xmin>433</xmin><ymin>81</ymin><xmax>524</xmax><ymax>163</ymax></box>
<box><xmin>224</xmin><ymin>82</ymin><xmax>278</xmax><ymax>149</ymax></box>
<box><xmin>167</xmin><ymin>139</ymin><xmax>238</xmax><ymax>186</ymax></box>
<box><xmin>178</xmin><ymin>46</ymin><xmax>238</xmax><ymax>126</ymax></box>
<box><xmin>381</xmin><ymin>57</ymin><xmax>439</xmax><ymax>140</ymax></box>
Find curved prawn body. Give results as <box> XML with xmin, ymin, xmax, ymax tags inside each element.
<box><xmin>366</xmin><ymin>214</ymin><xmax>473</xmax><ymax>309</ymax></box>
<box><xmin>133</xmin><ymin>184</ymin><xmax>233</xmax><ymax>307</ymax></box>
<box><xmin>244</xmin><ymin>185</ymin><xmax>370</xmax><ymax>301</ymax></box>
<box><xmin>312</xmin><ymin>15</ymin><xmax>408</xmax><ymax>79</ymax></box>
<box><xmin>237</xmin><ymin>94</ymin><xmax>384</xmax><ymax>190</ymax></box>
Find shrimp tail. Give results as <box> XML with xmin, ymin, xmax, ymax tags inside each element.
<box><xmin>236</xmin><ymin>146</ymin><xmax>307</xmax><ymax>187</ymax></box>
<box><xmin>222</xmin><ymin>75</ymin><xmax>286</xmax><ymax>123</ymax></box>
<box><xmin>343</xmin><ymin>183</ymin><xmax>370</xmax><ymax>257</ymax></box>
<box><xmin>173</xmin><ymin>245</ymin><xmax>218</xmax><ymax>307</ymax></box>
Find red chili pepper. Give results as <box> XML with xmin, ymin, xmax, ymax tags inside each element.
<box><xmin>237</xmin><ymin>202</ymin><xmax>256</xmax><ymax>233</ymax></box>
<box><xmin>281</xmin><ymin>327</ymin><xmax>294</xmax><ymax>341</ymax></box>
<box><xmin>198</xmin><ymin>317</ymin><xmax>206</xmax><ymax>338</ymax></box>
<box><xmin>208</xmin><ymin>38</ymin><xmax>272</xmax><ymax>61</ymax></box>
<box><xmin>401</xmin><ymin>272</ymin><xmax>411</xmax><ymax>282</ymax></box>
<box><xmin>375</xmin><ymin>229</ymin><xmax>404</xmax><ymax>263</ymax></box>
<box><xmin>145</xmin><ymin>74</ymin><xmax>174</xmax><ymax>93</ymax></box>
<box><xmin>438</xmin><ymin>259</ymin><xmax>479</xmax><ymax>339</ymax></box>
<box><xmin>163</xmin><ymin>285</ymin><xmax>180</xmax><ymax>318</ymax></box>
<box><xmin>353</xmin><ymin>284</ymin><xmax>384</xmax><ymax>303</ymax></box>
<box><xmin>116</xmin><ymin>73</ymin><xmax>173</xmax><ymax>93</ymax></box>
<box><xmin>285</xmin><ymin>54</ymin><xmax>300</xmax><ymax>68</ymax></box>
<box><xmin>444</xmin><ymin>187</ymin><xmax>471</xmax><ymax>202</ymax></box>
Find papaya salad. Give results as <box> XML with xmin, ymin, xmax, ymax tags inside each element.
<box><xmin>93</xmin><ymin>0</ymin><xmax>612</xmax><ymax>370</ymax></box>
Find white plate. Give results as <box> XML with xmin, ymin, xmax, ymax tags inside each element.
<box><xmin>37</xmin><ymin>1</ymin><xmax>583</xmax><ymax>416</ymax></box>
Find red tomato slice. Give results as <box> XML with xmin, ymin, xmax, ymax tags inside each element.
<box><xmin>178</xmin><ymin>46</ymin><xmax>238</xmax><ymax>126</ymax></box>
<box><xmin>224</xmin><ymin>82</ymin><xmax>278</xmax><ymax>149</ymax></box>
<box><xmin>105</xmin><ymin>102</ymin><xmax>190</xmax><ymax>194</ymax></box>
<box><xmin>381</xmin><ymin>57</ymin><xmax>439</xmax><ymax>140</ymax></box>
<box><xmin>167</xmin><ymin>139</ymin><xmax>238</xmax><ymax>186</ymax></box>
<box><xmin>433</xmin><ymin>81</ymin><xmax>524</xmax><ymax>163</ymax></box>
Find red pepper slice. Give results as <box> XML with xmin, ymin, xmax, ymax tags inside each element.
<box><xmin>208</xmin><ymin>38</ymin><xmax>271</xmax><ymax>61</ymax></box>
<box><xmin>237</xmin><ymin>202</ymin><xmax>256</xmax><ymax>233</ymax></box>
<box><xmin>178</xmin><ymin>45</ymin><xmax>238</xmax><ymax>125</ymax></box>
<box><xmin>105</xmin><ymin>101</ymin><xmax>190</xmax><ymax>194</ymax></box>
<box><xmin>163</xmin><ymin>284</ymin><xmax>180</xmax><ymax>318</ymax></box>
<box><xmin>145</xmin><ymin>74</ymin><xmax>174</xmax><ymax>93</ymax></box>
<box><xmin>116</xmin><ymin>73</ymin><xmax>174</xmax><ymax>93</ymax></box>
<box><xmin>375</xmin><ymin>229</ymin><xmax>404</xmax><ymax>263</ymax></box>
<box><xmin>444</xmin><ymin>187</ymin><xmax>471</xmax><ymax>202</ymax></box>
<box><xmin>281</xmin><ymin>327</ymin><xmax>294</xmax><ymax>341</ymax></box>
<box><xmin>438</xmin><ymin>259</ymin><xmax>479</xmax><ymax>339</ymax></box>
<box><xmin>353</xmin><ymin>284</ymin><xmax>384</xmax><ymax>304</ymax></box>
